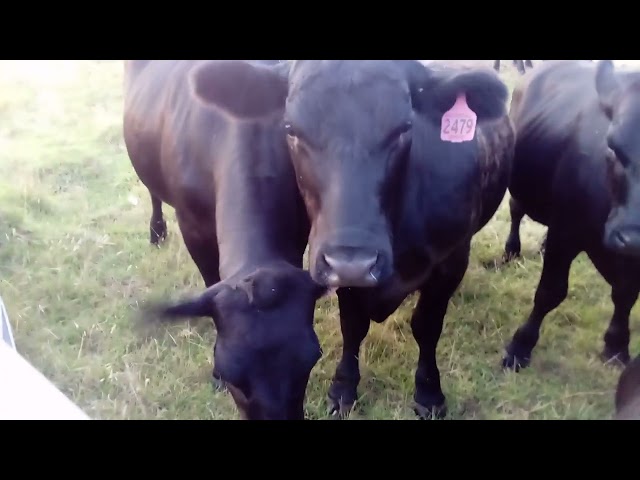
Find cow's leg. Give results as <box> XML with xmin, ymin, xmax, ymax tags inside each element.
<box><xmin>328</xmin><ymin>288</ymin><xmax>370</xmax><ymax>417</ymax></box>
<box><xmin>493</xmin><ymin>60</ymin><xmax>501</xmax><ymax>71</ymax></box>
<box><xmin>515</xmin><ymin>60</ymin><xmax>526</xmax><ymax>75</ymax></box>
<box><xmin>587</xmin><ymin>247</ymin><xmax>638</xmax><ymax>366</ymax></box>
<box><xmin>601</xmin><ymin>284</ymin><xmax>637</xmax><ymax>365</ymax></box>
<box><xmin>175</xmin><ymin>211</ymin><xmax>224</xmax><ymax>390</ymax></box>
<box><xmin>175</xmin><ymin>212</ymin><xmax>220</xmax><ymax>288</ymax></box>
<box><xmin>149</xmin><ymin>193</ymin><xmax>167</xmax><ymax>245</ymax></box>
<box><xmin>524</xmin><ymin>60</ymin><xmax>533</xmax><ymax>68</ymax></box>
<box><xmin>502</xmin><ymin>228</ymin><xmax>582</xmax><ymax>371</ymax></box>
<box><xmin>412</xmin><ymin>242</ymin><xmax>470</xmax><ymax>419</ymax></box>
<box><xmin>504</xmin><ymin>196</ymin><xmax>526</xmax><ymax>261</ymax></box>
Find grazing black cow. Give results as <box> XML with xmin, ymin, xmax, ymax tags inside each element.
<box><xmin>501</xmin><ymin>60</ymin><xmax>640</xmax><ymax>372</ymax></box>
<box><xmin>615</xmin><ymin>354</ymin><xmax>640</xmax><ymax>419</ymax></box>
<box><xmin>493</xmin><ymin>60</ymin><xmax>534</xmax><ymax>75</ymax></box>
<box><xmin>207</xmin><ymin>60</ymin><xmax>512</xmax><ymax>417</ymax></box>
<box><xmin>123</xmin><ymin>60</ymin><xmax>328</xmax><ymax>420</ymax></box>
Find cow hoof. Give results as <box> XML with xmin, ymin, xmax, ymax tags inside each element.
<box><xmin>327</xmin><ymin>381</ymin><xmax>358</xmax><ymax>418</ymax></box>
<box><xmin>211</xmin><ymin>370</ymin><xmax>227</xmax><ymax>392</ymax></box>
<box><xmin>502</xmin><ymin>250</ymin><xmax>520</xmax><ymax>263</ymax></box>
<box><xmin>327</xmin><ymin>398</ymin><xmax>356</xmax><ymax>419</ymax></box>
<box><xmin>413</xmin><ymin>401</ymin><xmax>447</xmax><ymax>420</ymax></box>
<box><xmin>600</xmin><ymin>348</ymin><xmax>630</xmax><ymax>367</ymax></box>
<box><xmin>150</xmin><ymin>220</ymin><xmax>167</xmax><ymax>245</ymax></box>
<box><xmin>503</xmin><ymin>239</ymin><xmax>521</xmax><ymax>262</ymax></box>
<box><xmin>502</xmin><ymin>352</ymin><xmax>530</xmax><ymax>372</ymax></box>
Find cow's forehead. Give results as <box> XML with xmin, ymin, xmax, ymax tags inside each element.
<box><xmin>288</xmin><ymin>60</ymin><xmax>408</xmax><ymax>97</ymax></box>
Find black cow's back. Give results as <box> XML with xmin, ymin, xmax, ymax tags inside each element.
<box><xmin>123</xmin><ymin>60</ymin><xmax>207</xmax><ymax>205</ymax></box>
<box><xmin>123</xmin><ymin>60</ymin><xmax>308</xmax><ymax>279</ymax></box>
<box><xmin>509</xmin><ymin>60</ymin><xmax>612</xmax><ymax>233</ymax></box>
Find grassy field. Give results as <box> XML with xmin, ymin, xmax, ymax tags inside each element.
<box><xmin>0</xmin><ymin>60</ymin><xmax>636</xmax><ymax>420</ymax></box>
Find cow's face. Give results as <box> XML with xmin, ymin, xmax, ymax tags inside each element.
<box><xmin>145</xmin><ymin>266</ymin><xmax>327</xmax><ymax>420</ymax></box>
<box><xmin>284</xmin><ymin>61</ymin><xmax>414</xmax><ymax>288</ymax></box>
<box><xmin>597</xmin><ymin>60</ymin><xmax>640</xmax><ymax>257</ymax></box>
<box><xmin>282</xmin><ymin>60</ymin><xmax>509</xmax><ymax>288</ymax></box>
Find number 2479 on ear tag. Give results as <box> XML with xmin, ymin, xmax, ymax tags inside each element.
<box><xmin>440</xmin><ymin>93</ymin><xmax>477</xmax><ymax>143</ymax></box>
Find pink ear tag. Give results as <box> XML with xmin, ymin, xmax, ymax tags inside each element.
<box><xmin>440</xmin><ymin>93</ymin><xmax>477</xmax><ymax>143</ymax></box>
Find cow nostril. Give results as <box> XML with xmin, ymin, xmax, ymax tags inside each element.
<box><xmin>362</xmin><ymin>253</ymin><xmax>378</xmax><ymax>271</ymax></box>
<box><xmin>320</xmin><ymin>250</ymin><xmax>382</xmax><ymax>287</ymax></box>
<box><xmin>615</xmin><ymin>230</ymin><xmax>631</xmax><ymax>247</ymax></box>
<box><xmin>323</xmin><ymin>252</ymin><xmax>378</xmax><ymax>272</ymax></box>
<box><xmin>323</xmin><ymin>253</ymin><xmax>338</xmax><ymax>270</ymax></box>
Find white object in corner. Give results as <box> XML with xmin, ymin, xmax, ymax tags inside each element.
<box><xmin>1</xmin><ymin>295</ymin><xmax>15</xmax><ymax>351</ymax></box>
<box><xmin>0</xmin><ymin>295</ymin><xmax>90</xmax><ymax>420</ymax></box>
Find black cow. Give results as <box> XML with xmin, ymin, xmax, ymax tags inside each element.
<box><xmin>123</xmin><ymin>60</ymin><xmax>328</xmax><ymax>420</ymax></box>
<box><xmin>501</xmin><ymin>60</ymin><xmax>640</xmax><ymax>372</ymax></box>
<box><xmin>615</xmin><ymin>354</ymin><xmax>640</xmax><ymax>419</ymax></box>
<box><xmin>205</xmin><ymin>60</ymin><xmax>513</xmax><ymax>417</ymax></box>
<box><xmin>295</xmin><ymin>60</ymin><xmax>513</xmax><ymax>418</ymax></box>
<box><xmin>493</xmin><ymin>60</ymin><xmax>534</xmax><ymax>75</ymax></box>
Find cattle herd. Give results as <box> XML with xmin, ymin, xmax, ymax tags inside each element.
<box><xmin>122</xmin><ymin>60</ymin><xmax>640</xmax><ymax>420</ymax></box>
<box><xmin>493</xmin><ymin>59</ymin><xmax>535</xmax><ymax>75</ymax></box>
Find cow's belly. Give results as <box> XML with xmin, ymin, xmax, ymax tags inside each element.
<box><xmin>123</xmin><ymin>108</ymin><xmax>177</xmax><ymax>203</ymax></box>
<box><xmin>508</xmin><ymin>142</ymin><xmax>559</xmax><ymax>226</ymax></box>
<box><xmin>130</xmin><ymin>138</ymin><xmax>172</xmax><ymax>199</ymax></box>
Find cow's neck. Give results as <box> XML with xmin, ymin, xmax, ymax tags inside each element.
<box><xmin>388</xmin><ymin>115</ymin><xmax>480</xmax><ymax>274</ymax></box>
<box><xmin>216</xmin><ymin>219</ymin><xmax>294</xmax><ymax>281</ymax></box>
<box><xmin>214</xmin><ymin>152</ymin><xmax>303</xmax><ymax>281</ymax></box>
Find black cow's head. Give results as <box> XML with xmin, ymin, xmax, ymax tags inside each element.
<box><xmin>141</xmin><ymin>266</ymin><xmax>327</xmax><ymax>420</ymax></box>
<box><xmin>596</xmin><ymin>60</ymin><xmax>640</xmax><ymax>257</ymax></box>
<box><xmin>283</xmin><ymin>61</ymin><xmax>508</xmax><ymax>287</ymax></box>
<box><xmin>191</xmin><ymin>60</ymin><xmax>508</xmax><ymax>288</ymax></box>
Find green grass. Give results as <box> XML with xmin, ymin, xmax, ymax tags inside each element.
<box><xmin>0</xmin><ymin>60</ymin><xmax>634</xmax><ymax>420</ymax></box>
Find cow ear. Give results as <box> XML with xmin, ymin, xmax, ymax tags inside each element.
<box><xmin>595</xmin><ymin>60</ymin><xmax>620</xmax><ymax>117</ymax></box>
<box><xmin>139</xmin><ymin>282</ymin><xmax>228</xmax><ymax>332</ymax></box>
<box><xmin>190</xmin><ymin>60</ymin><xmax>290</xmax><ymax>119</ymax></box>
<box><xmin>395</xmin><ymin>60</ymin><xmax>433</xmax><ymax>113</ymax></box>
<box><xmin>408</xmin><ymin>62</ymin><xmax>509</xmax><ymax>123</ymax></box>
<box><xmin>615</xmin><ymin>355</ymin><xmax>640</xmax><ymax>419</ymax></box>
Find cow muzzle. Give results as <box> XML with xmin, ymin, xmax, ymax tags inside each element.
<box><xmin>605</xmin><ymin>225</ymin><xmax>640</xmax><ymax>258</ymax></box>
<box><xmin>315</xmin><ymin>246</ymin><xmax>386</xmax><ymax>288</ymax></box>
